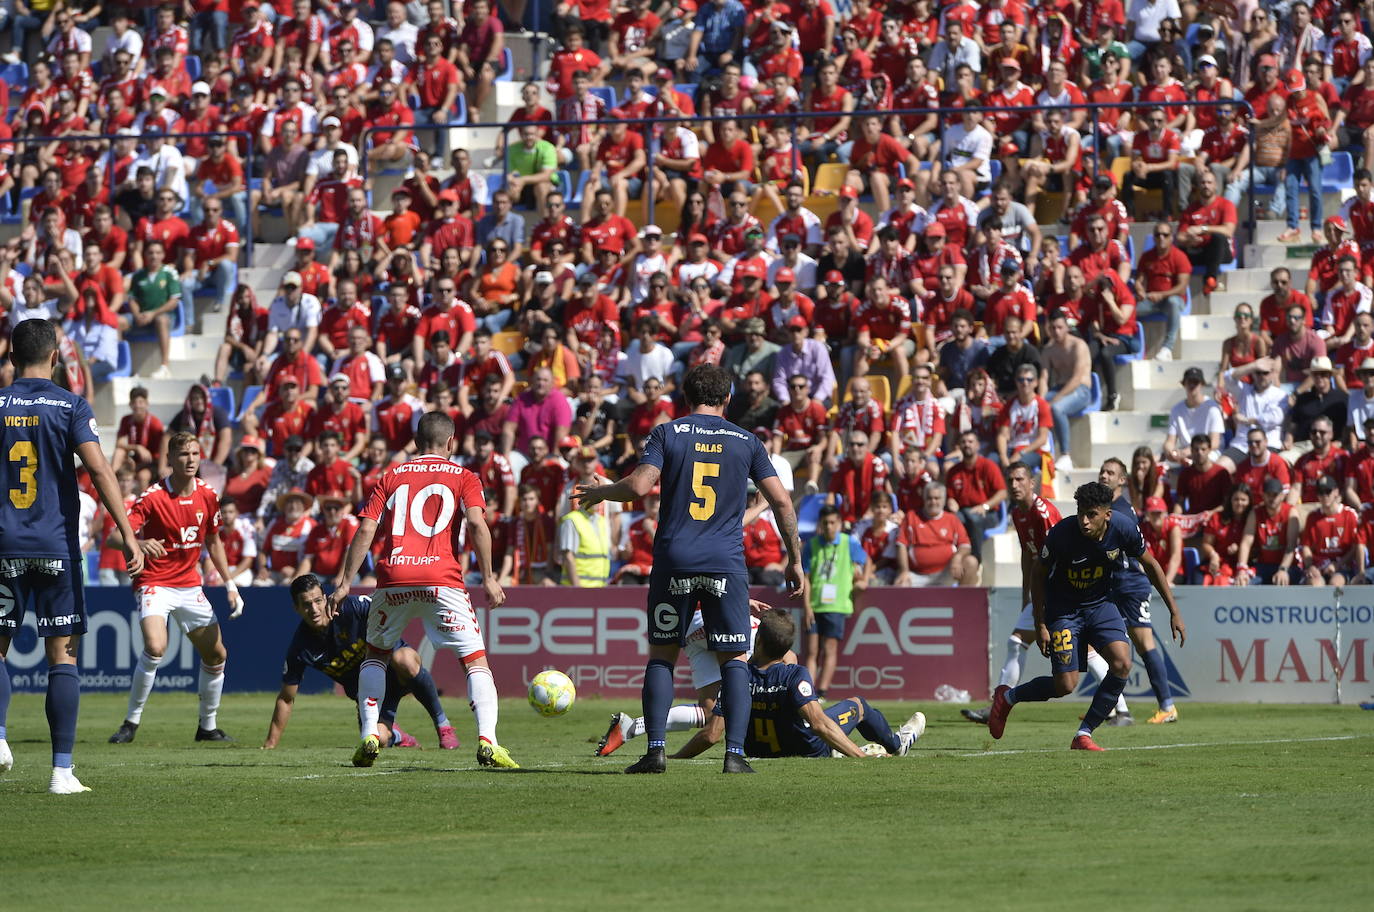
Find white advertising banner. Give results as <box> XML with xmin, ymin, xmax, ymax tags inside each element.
<box><xmin>987</xmin><ymin>587</ymin><xmax>1374</xmax><ymax>704</ymax></box>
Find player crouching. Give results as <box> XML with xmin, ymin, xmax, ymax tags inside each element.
<box><xmin>109</xmin><ymin>432</ymin><xmax>244</xmax><ymax>745</ymax></box>
<box><xmin>677</xmin><ymin>608</ymin><xmax>926</xmax><ymax>760</ymax></box>
<box><xmin>263</xmin><ymin>575</ymin><xmax>458</xmax><ymax>750</ymax></box>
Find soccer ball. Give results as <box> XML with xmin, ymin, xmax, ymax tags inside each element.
<box><xmin>528</xmin><ymin>669</ymin><xmax>576</xmax><ymax>717</ymax></box>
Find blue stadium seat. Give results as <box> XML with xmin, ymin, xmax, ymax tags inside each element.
<box><xmin>1321</xmin><ymin>152</ymin><xmax>1354</xmax><ymax>195</ymax></box>
<box><xmin>208</xmin><ymin>385</ymin><xmax>235</xmax><ymax>420</ymax></box>
<box><xmin>569</xmin><ymin>169</ymin><xmax>592</xmax><ymax>205</ymax></box>
<box><xmin>0</xmin><ymin>62</ymin><xmax>28</xmax><ymax>93</ymax></box>
<box><xmin>15</xmin><ymin>261</ymin><xmax>31</xmax><ymax>278</ymax></box>
<box><xmin>185</xmin><ymin>56</ymin><xmax>202</xmax><ymax>81</ymax></box>
<box><xmin>235</xmin><ymin>385</ymin><xmax>263</xmax><ymax>424</ymax></box>
<box><xmin>486</xmin><ymin>171</ymin><xmax>504</xmax><ymax>199</ymax></box>
<box><xmin>495</xmin><ymin>47</ymin><xmax>514</xmax><ymax>81</ymax></box>
<box><xmin>109</xmin><ymin>341</ymin><xmax>132</xmax><ymax>379</ymax></box>
<box><xmin>556</xmin><ymin>169</ymin><xmax>573</xmax><ymax>196</ymax></box>
<box><xmin>453</xmin><ymin>93</ymin><xmax>468</xmax><ymax>125</ymax></box>
<box><xmin>1113</xmin><ymin>324</ymin><xmax>1145</xmax><ymax>365</ymax></box>
<box><xmin>589</xmin><ymin>87</ymin><xmax>615</xmax><ymax>108</ymax></box>
<box><xmin>797</xmin><ymin>492</ymin><xmax>826</xmax><ymax>541</ymax></box>
<box><xmin>1182</xmin><ymin>547</ymin><xmax>1202</xmax><ymax>584</ymax></box>
<box><xmin>982</xmin><ymin>501</ymin><xmax>1009</xmax><ymax>538</ymax></box>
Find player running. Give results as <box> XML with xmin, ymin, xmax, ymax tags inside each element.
<box><xmin>962</xmin><ymin>464</ymin><xmax>1129</xmax><ymax>724</ymax></box>
<box><xmin>596</xmin><ymin>602</ymin><xmax>769</xmax><ymax>757</ymax></box>
<box><xmin>1099</xmin><ymin>457</ymin><xmax>1181</xmax><ymax>724</ymax></box>
<box><xmin>575</xmin><ymin>364</ymin><xmax>804</xmax><ymax>775</ymax></box>
<box><xmin>677</xmin><ymin>608</ymin><xmax>926</xmax><ymax>759</ymax></box>
<box><xmin>109</xmin><ymin>431</ymin><xmax>244</xmax><ymax>745</ymax></box>
<box><xmin>987</xmin><ymin>482</ymin><xmax>1185</xmax><ymax>751</ymax></box>
<box><xmin>263</xmin><ymin>575</ymin><xmax>458</xmax><ymax>750</ymax></box>
<box><xmin>330</xmin><ymin>411</ymin><xmax>515</xmax><ymax>770</ymax></box>
<box><xmin>0</xmin><ymin>319</ymin><xmax>144</xmax><ymax>793</ymax></box>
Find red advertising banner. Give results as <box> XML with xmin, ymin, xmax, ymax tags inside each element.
<box><xmin>410</xmin><ymin>587</ymin><xmax>989</xmax><ymax>700</ymax></box>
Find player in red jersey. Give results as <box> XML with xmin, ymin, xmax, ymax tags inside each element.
<box><xmin>109</xmin><ymin>433</ymin><xmax>243</xmax><ymax>746</ymax></box>
<box><xmin>330</xmin><ymin>412</ymin><xmax>516</xmax><ymax>770</ymax></box>
<box><xmin>1300</xmin><ymin>476</ymin><xmax>1366</xmax><ymax>585</ymax></box>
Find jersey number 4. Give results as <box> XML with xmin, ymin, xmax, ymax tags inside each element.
<box><xmin>8</xmin><ymin>441</ymin><xmax>37</xmax><ymax>510</ymax></box>
<box><xmin>388</xmin><ymin>483</ymin><xmax>458</xmax><ymax>536</ymax></box>
<box><xmin>689</xmin><ymin>461</ymin><xmax>720</xmax><ymax>521</ymax></box>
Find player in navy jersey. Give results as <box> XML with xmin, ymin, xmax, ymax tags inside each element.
<box><xmin>262</xmin><ymin>575</ymin><xmax>459</xmax><ymax>750</ymax></box>
<box><xmin>1099</xmin><ymin>458</ymin><xmax>1183</xmax><ymax>724</ymax></box>
<box><xmin>575</xmin><ymin>365</ymin><xmax>804</xmax><ymax>774</ymax></box>
<box><xmin>0</xmin><ymin>320</ymin><xmax>144</xmax><ymax>793</ymax></box>
<box><xmin>987</xmin><ymin>481</ymin><xmax>1185</xmax><ymax>751</ymax></box>
<box><xmin>683</xmin><ymin>608</ymin><xmax>926</xmax><ymax>759</ymax></box>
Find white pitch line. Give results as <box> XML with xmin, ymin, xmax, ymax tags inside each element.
<box><xmin>952</xmin><ymin>734</ymin><xmax>1369</xmax><ymax>757</ymax></box>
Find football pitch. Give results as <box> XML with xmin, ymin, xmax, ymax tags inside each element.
<box><xmin>3</xmin><ymin>693</ymin><xmax>1371</xmax><ymax>911</ymax></box>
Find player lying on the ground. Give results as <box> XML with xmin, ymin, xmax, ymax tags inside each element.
<box><xmin>672</xmin><ymin>608</ymin><xmax>926</xmax><ymax>759</ymax></box>
<box><xmin>262</xmin><ymin>575</ymin><xmax>459</xmax><ymax>750</ymax></box>
<box><xmin>109</xmin><ymin>430</ymin><xmax>244</xmax><ymax>746</ymax></box>
<box><xmin>964</xmin><ymin>464</ymin><xmax>1129</xmax><ymax>725</ymax></box>
<box><xmin>596</xmin><ymin>600</ymin><xmax>779</xmax><ymax>757</ymax></box>
<box><xmin>988</xmin><ymin>481</ymin><xmax>1185</xmax><ymax>751</ymax></box>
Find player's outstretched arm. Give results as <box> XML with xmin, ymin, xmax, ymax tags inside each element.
<box><xmin>331</xmin><ymin>517</ymin><xmax>379</xmax><ymax>608</ymax></box>
<box><xmin>759</xmin><ymin>476</ymin><xmax>806</xmax><ymax>601</ymax></box>
<box><xmin>799</xmin><ymin>701</ymin><xmax>866</xmax><ymax>758</ymax></box>
<box><xmin>466</xmin><ymin>506</ymin><xmax>506</xmax><ymax>610</ymax></box>
<box><xmin>1138</xmin><ymin>550</ymin><xmax>1185</xmax><ymax>646</ymax></box>
<box><xmin>205</xmin><ymin>532</ymin><xmax>244</xmax><ymax>618</ymax></box>
<box><xmin>77</xmin><ymin>440</ymin><xmax>145</xmax><ymax>577</ymax></box>
<box><xmin>573</xmin><ymin>462</ymin><xmax>661</xmax><ymax>508</ymax></box>
<box><xmin>262</xmin><ymin>683</ymin><xmax>298</xmax><ymax>749</ymax></box>
<box><xmin>1029</xmin><ymin>553</ymin><xmax>1051</xmax><ymax>657</ymax></box>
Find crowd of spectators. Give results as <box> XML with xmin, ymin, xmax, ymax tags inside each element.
<box><xmin>5</xmin><ymin>1</ymin><xmax>1369</xmax><ymax>589</ymax></box>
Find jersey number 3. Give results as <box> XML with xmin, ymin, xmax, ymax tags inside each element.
<box><xmin>8</xmin><ymin>441</ymin><xmax>37</xmax><ymax>510</ymax></box>
<box><xmin>689</xmin><ymin>461</ymin><xmax>720</xmax><ymax>521</ymax></box>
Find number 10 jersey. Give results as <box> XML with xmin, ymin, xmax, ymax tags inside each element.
<box><xmin>360</xmin><ymin>455</ymin><xmax>485</xmax><ymax>589</ymax></box>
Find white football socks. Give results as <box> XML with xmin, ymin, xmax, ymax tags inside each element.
<box><xmin>466</xmin><ymin>665</ymin><xmax>498</xmax><ymax>743</ymax></box>
<box><xmin>626</xmin><ymin>704</ymin><xmax>705</xmax><ymax>740</ymax></box>
<box><xmin>999</xmin><ymin>636</ymin><xmax>1029</xmax><ymax>688</ymax></box>
<box><xmin>358</xmin><ymin>659</ymin><xmax>387</xmax><ymax>741</ymax></box>
<box><xmin>126</xmin><ymin>651</ymin><xmax>160</xmax><ymax>724</ymax></box>
<box><xmin>198</xmin><ymin>661</ymin><xmax>226</xmax><ymax>730</ymax></box>
<box><xmin>1086</xmin><ymin>651</ymin><xmax>1129</xmax><ymax>714</ymax></box>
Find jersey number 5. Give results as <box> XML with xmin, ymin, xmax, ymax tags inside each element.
<box><xmin>689</xmin><ymin>461</ymin><xmax>720</xmax><ymax>521</ymax></box>
<box><xmin>8</xmin><ymin>441</ymin><xmax>37</xmax><ymax>510</ymax></box>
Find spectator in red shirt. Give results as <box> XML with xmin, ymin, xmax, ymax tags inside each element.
<box><xmin>1235</xmin><ymin>476</ymin><xmax>1300</xmax><ymax>586</ymax></box>
<box><xmin>297</xmin><ymin>496</ymin><xmax>360</xmax><ymax>581</ymax></box>
<box><xmin>1300</xmin><ymin>476</ymin><xmax>1366</xmax><ymax>585</ymax></box>
<box><xmin>1122</xmin><ymin>106</ymin><xmax>1180</xmax><ymax>218</ymax></box>
<box><xmin>1133</xmin><ymin>221</ymin><xmax>1191</xmax><ymax>359</ymax></box>
<box><xmin>826</xmin><ymin>430</ymin><xmax>889</xmax><ymax>525</ymax></box>
<box><xmin>190</xmin><ymin>137</ymin><xmax>248</xmax><ymax>233</ymax></box>
<box><xmin>262</xmin><ymin>378</ymin><xmax>317</xmax><ymax>459</ymax></box>
<box><xmin>773</xmin><ymin>373</ymin><xmax>831</xmax><ymax>494</ymax></box>
<box><xmin>1277</xmin><ymin>69</ymin><xmax>1332</xmax><ymax>244</ymax></box>
<box><xmin>1176</xmin><ymin>169</ymin><xmax>1238</xmax><ymax>293</ymax></box>
<box><xmin>1175</xmin><ymin>434</ymin><xmax>1232</xmax><ymax>515</ymax></box>
<box><xmin>700</xmin><ymin>118</ymin><xmax>756</xmax><ymax>199</ymax></box>
<box><xmin>257</xmin><ymin>489</ymin><xmax>316</xmax><ymax>585</ymax></box>
<box><xmin>1140</xmin><ymin>496</ymin><xmax>1184</xmax><ymax>583</ymax></box>
<box><xmin>411</xmin><ymin>33</ymin><xmax>463</xmax><ymax>160</ymax></box>
<box><xmin>845</xmin><ymin>115</ymin><xmax>918</xmax><ymax>214</ymax></box>
<box><xmin>996</xmin><ymin>363</ymin><xmax>1052</xmax><ymax>472</ymax></box>
<box><xmin>945</xmin><ymin>429</ymin><xmax>1007</xmax><ymax>561</ymax></box>
<box><xmin>179</xmin><ymin>197</ymin><xmax>240</xmax><ymax>314</ymax></box>
<box><xmin>113</xmin><ymin>386</ymin><xmax>165</xmax><ymax>478</ymax></box>
<box><xmin>895</xmin><ymin>482</ymin><xmax>976</xmax><ymax>586</ymax></box>
<box><xmin>304</xmin><ymin>431</ymin><xmax>363</xmax><ymax>504</ymax></box>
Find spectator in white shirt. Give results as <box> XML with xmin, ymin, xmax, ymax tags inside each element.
<box><xmin>619</xmin><ymin>317</ymin><xmax>676</xmax><ymax>397</ymax></box>
<box><xmin>265</xmin><ymin>272</ymin><xmax>323</xmax><ymax>357</ymax></box>
<box><xmin>1162</xmin><ymin>366</ymin><xmax>1225</xmax><ymax>465</ymax></box>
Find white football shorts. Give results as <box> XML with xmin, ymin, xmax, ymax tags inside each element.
<box><xmin>136</xmin><ymin>586</ymin><xmax>217</xmax><ymax>633</ymax></box>
<box><xmin>368</xmin><ymin>585</ymin><xmax>487</xmax><ymax>660</ymax></box>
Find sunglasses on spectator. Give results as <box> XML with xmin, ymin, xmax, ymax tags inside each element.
<box><xmin>789</xmin><ymin>382</ymin><xmax>808</xmax><ymax>390</ymax></box>
<box><xmin>1016</xmin><ymin>376</ymin><xmax>1036</xmax><ymax>384</ymax></box>
<box><xmin>1235</xmin><ymin>312</ymin><xmax>1252</xmax><ymax>320</ymax></box>
<box><xmin>650</xmin><ymin>282</ymin><xmax>667</xmax><ymax>289</ymax></box>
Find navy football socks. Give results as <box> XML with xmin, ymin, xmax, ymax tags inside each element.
<box><xmin>1139</xmin><ymin>647</ymin><xmax>1174</xmax><ymax>710</ymax></box>
<box><xmin>642</xmin><ymin>658</ymin><xmax>675</xmax><ymax>748</ymax></box>
<box><xmin>407</xmin><ymin>667</ymin><xmax>449</xmax><ymax>726</ymax></box>
<box><xmin>854</xmin><ymin>698</ymin><xmax>901</xmax><ymax>754</ymax></box>
<box><xmin>1008</xmin><ymin>676</ymin><xmax>1056</xmax><ymax>705</ymax></box>
<box><xmin>720</xmin><ymin>659</ymin><xmax>750</xmax><ymax>755</ymax></box>
<box><xmin>46</xmin><ymin>664</ymin><xmax>80</xmax><ymax>769</ymax></box>
<box><xmin>0</xmin><ymin>657</ymin><xmax>10</xmax><ymax>740</ymax></box>
<box><xmin>1080</xmin><ymin>673</ymin><xmax>1129</xmax><ymax>734</ymax></box>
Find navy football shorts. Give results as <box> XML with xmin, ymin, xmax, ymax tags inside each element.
<box><xmin>647</xmin><ymin>568</ymin><xmax>751</xmax><ymax>652</ymax></box>
<box><xmin>0</xmin><ymin>565</ymin><xmax>87</xmax><ymax>638</ymax></box>
<box><xmin>1046</xmin><ymin>603</ymin><xmax>1129</xmax><ymax>675</ymax></box>
<box><xmin>1111</xmin><ymin>585</ymin><xmax>1154</xmax><ymax>628</ymax></box>
<box><xmin>808</xmin><ymin>611</ymin><xmax>847</xmax><ymax>640</ymax></box>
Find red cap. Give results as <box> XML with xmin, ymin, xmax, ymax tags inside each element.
<box><xmin>896</xmin><ymin>177</ymin><xmax>915</xmax><ymax>190</ymax></box>
<box><xmin>1145</xmin><ymin>496</ymin><xmax>1168</xmax><ymax>513</ymax></box>
<box><xmin>924</xmin><ymin>222</ymin><xmax>947</xmax><ymax>237</ymax></box>
<box><xmin>296</xmin><ymin>237</ymin><xmax>315</xmax><ymax>251</ymax></box>
<box><xmin>737</xmin><ymin>261</ymin><xmax>764</xmax><ymax>279</ymax></box>
<box><xmin>775</xmin><ymin>267</ymin><xmax>795</xmax><ymax>283</ymax></box>
<box><xmin>437</xmin><ymin>189</ymin><xmax>460</xmax><ymax>203</ymax></box>
<box><xmin>839</xmin><ymin>185</ymin><xmax>859</xmax><ymax>200</ymax></box>
<box><xmin>1257</xmin><ymin>53</ymin><xmax>1278</xmax><ymax>68</ymax></box>
<box><xmin>787</xmin><ymin>315</ymin><xmax>808</xmax><ymax>329</ymax></box>
<box><xmin>824</xmin><ymin>269</ymin><xmax>845</xmax><ymax>284</ymax></box>
<box><xmin>1284</xmin><ymin>69</ymin><xmax>1306</xmax><ymax>91</ymax></box>
<box><xmin>688</xmin><ymin>232</ymin><xmax>709</xmax><ymax>244</ymax></box>
<box><xmin>558</xmin><ymin>435</ymin><xmax>581</xmax><ymax>449</ymax></box>
<box><xmin>608</xmin><ymin>108</ymin><xmax>626</xmax><ymax>120</ymax></box>
<box><xmin>655</xmin><ymin>67</ymin><xmax>673</xmax><ymax>81</ymax></box>
<box><xmin>1325</xmin><ymin>215</ymin><xmax>1350</xmax><ymax>232</ymax></box>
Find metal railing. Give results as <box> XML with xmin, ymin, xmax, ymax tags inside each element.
<box><xmin>360</xmin><ymin>97</ymin><xmax>1262</xmax><ymax>255</ymax></box>
<box><xmin>1</xmin><ymin>129</ymin><xmax>257</xmax><ymax>266</ymax></box>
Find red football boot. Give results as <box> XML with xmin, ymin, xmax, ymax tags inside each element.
<box><xmin>1071</xmin><ymin>734</ymin><xmax>1105</xmax><ymax>751</ymax></box>
<box><xmin>988</xmin><ymin>685</ymin><xmax>1013</xmax><ymax>740</ymax></box>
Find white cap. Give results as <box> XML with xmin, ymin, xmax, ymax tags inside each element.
<box><xmin>321</xmin><ymin>115</ymin><xmax>341</xmax><ymax>128</ymax></box>
<box><xmin>534</xmin><ymin>270</ymin><xmax>554</xmax><ymax>284</ymax></box>
<box><xmin>1196</xmin><ymin>54</ymin><xmax>1218</xmax><ymax>68</ymax></box>
<box><xmin>192</xmin><ymin>81</ymin><xmax>211</xmax><ymax>95</ymax></box>
<box><xmin>329</xmin><ymin>372</ymin><xmax>351</xmax><ymax>385</ymax></box>
<box><xmin>639</xmin><ymin>224</ymin><xmax>662</xmax><ymax>238</ymax></box>
<box><xmin>282</xmin><ymin>271</ymin><xmax>303</xmax><ymax>287</ymax></box>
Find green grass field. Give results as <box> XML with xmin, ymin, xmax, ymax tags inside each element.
<box><xmin>3</xmin><ymin>692</ymin><xmax>1371</xmax><ymax>910</ymax></box>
